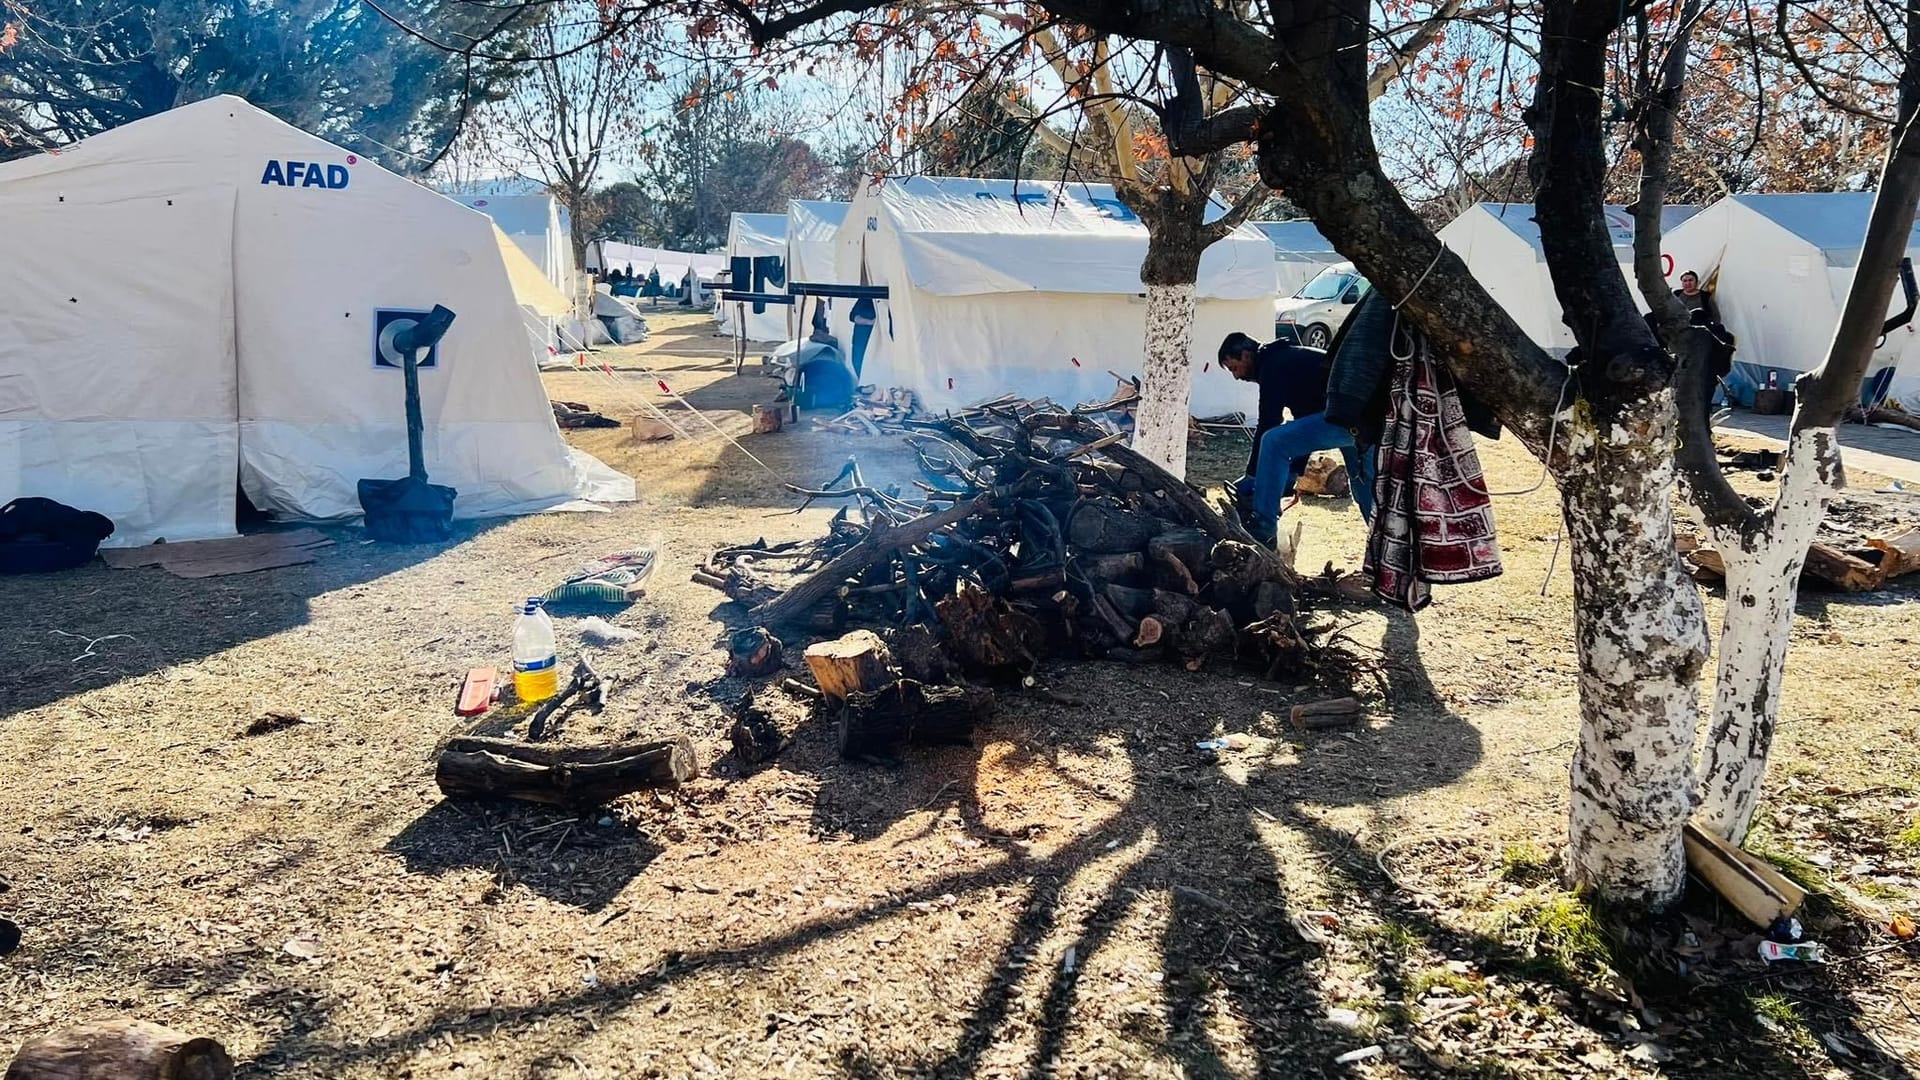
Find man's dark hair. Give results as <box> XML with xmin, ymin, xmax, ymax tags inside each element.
<box><xmin>1218</xmin><ymin>332</ymin><xmax>1260</xmax><ymax>361</ymax></box>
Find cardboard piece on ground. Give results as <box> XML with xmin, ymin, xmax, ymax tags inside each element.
<box><xmin>1683</xmin><ymin>822</ymin><xmax>1808</xmax><ymax>928</ymax></box>
<box><xmin>101</xmin><ymin>529</ymin><xmax>334</xmax><ymax>578</ymax></box>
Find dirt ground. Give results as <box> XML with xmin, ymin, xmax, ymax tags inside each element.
<box><xmin>4</xmin><ymin>309</ymin><xmax>1920</xmax><ymax>1079</ymax></box>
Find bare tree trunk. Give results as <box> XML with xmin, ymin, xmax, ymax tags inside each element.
<box><xmin>1695</xmin><ymin>13</ymin><xmax>1920</xmax><ymax>840</ymax></box>
<box><xmin>1559</xmin><ymin>393</ymin><xmax>1711</xmax><ymax>901</ymax></box>
<box><xmin>1694</xmin><ymin>431</ymin><xmax>1829</xmax><ymax>840</ymax></box>
<box><xmin>1128</xmin><ymin>183</ymin><xmax>1215</xmax><ymax>479</ymax></box>
<box><xmin>1135</xmin><ymin>281</ymin><xmax>1199</xmax><ymax>477</ymax></box>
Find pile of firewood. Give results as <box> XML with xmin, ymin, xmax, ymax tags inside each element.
<box><xmin>695</xmin><ymin>402</ymin><xmax>1327</xmax><ymax>681</ymax></box>
<box><xmin>1679</xmin><ymin>525</ymin><xmax>1920</xmax><ymax>593</ymax></box>
<box><xmin>811</xmin><ymin>386</ymin><xmax>925</xmax><ymax>435</ymax></box>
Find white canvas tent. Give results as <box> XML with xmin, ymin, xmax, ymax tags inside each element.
<box><xmin>834</xmin><ymin>176</ymin><xmax>1276</xmax><ymax>416</ymax></box>
<box><xmin>684</xmin><ymin>253</ymin><xmax>726</xmax><ymax>305</ymax></box>
<box><xmin>0</xmin><ymin>96</ymin><xmax>630</xmax><ymax>548</ymax></box>
<box><xmin>453</xmin><ymin>193</ymin><xmax>576</xmax><ymax>295</ymax></box>
<box><xmin>1662</xmin><ymin>192</ymin><xmax>1920</xmax><ymax>409</ymax></box>
<box><xmin>715</xmin><ymin>212</ymin><xmax>790</xmax><ymax>340</ymax></box>
<box><xmin>1437</xmin><ymin>202</ymin><xmax>1700</xmax><ymax>351</ymax></box>
<box><xmin>1254</xmin><ymin>220</ymin><xmax>1343</xmax><ymax>296</ymax></box>
<box><xmin>788</xmin><ymin>200</ymin><xmax>848</xmax><ymax>283</ymax></box>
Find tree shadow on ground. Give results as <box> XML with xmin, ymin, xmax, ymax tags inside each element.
<box><xmin>0</xmin><ymin>519</ymin><xmax>509</xmax><ymax>722</ymax></box>
<box><xmin>385</xmin><ymin>799</ymin><xmax>662</xmax><ymax>914</ymax></box>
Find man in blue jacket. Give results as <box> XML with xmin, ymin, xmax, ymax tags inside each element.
<box><xmin>1219</xmin><ymin>296</ymin><xmax>1390</xmax><ymax>546</ymax></box>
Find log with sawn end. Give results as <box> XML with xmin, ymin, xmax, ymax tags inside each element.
<box><xmin>4</xmin><ymin>1020</ymin><xmax>232</xmax><ymax>1080</ymax></box>
<box><xmin>435</xmin><ymin>735</ymin><xmax>698</xmax><ymax>808</ymax></box>
<box><xmin>838</xmin><ymin>679</ymin><xmax>994</xmax><ymax>758</ymax></box>
<box><xmin>803</xmin><ymin>630</ymin><xmax>895</xmax><ymax>702</ymax></box>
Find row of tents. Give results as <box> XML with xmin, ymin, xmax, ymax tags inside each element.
<box><xmin>0</xmin><ymin>96</ymin><xmax>632</xmax><ymax>549</ymax></box>
<box><xmin>709</xmin><ymin>185</ymin><xmax>1920</xmax><ymax>416</ymax></box>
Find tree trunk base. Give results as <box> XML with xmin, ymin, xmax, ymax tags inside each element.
<box><xmin>837</xmin><ymin>679</ymin><xmax>993</xmax><ymax>758</ymax></box>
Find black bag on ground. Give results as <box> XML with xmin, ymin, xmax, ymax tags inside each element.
<box><xmin>0</xmin><ymin>497</ymin><xmax>115</xmax><ymax>574</ymax></box>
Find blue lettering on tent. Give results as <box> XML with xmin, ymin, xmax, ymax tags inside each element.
<box><xmin>1089</xmin><ymin>198</ymin><xmax>1135</xmax><ymax>220</ymax></box>
<box><xmin>1014</xmin><ymin>192</ymin><xmax>1047</xmax><ymax>206</ymax></box>
<box><xmin>260</xmin><ymin>160</ymin><xmax>352</xmax><ymax>189</ymax></box>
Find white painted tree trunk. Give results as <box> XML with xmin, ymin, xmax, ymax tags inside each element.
<box><xmin>1133</xmin><ymin>282</ymin><xmax>1198</xmax><ymax>479</ymax></box>
<box><xmin>1695</xmin><ymin>426</ymin><xmax>1839</xmax><ymax>842</ymax></box>
<box><xmin>1557</xmin><ymin>394</ymin><xmax>1712</xmax><ymax>906</ymax></box>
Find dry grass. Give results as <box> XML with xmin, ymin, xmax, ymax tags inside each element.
<box><xmin>1</xmin><ymin>310</ymin><xmax>1917</xmax><ymax>1078</ymax></box>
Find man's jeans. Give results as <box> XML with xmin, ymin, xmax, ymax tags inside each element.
<box><xmin>1245</xmin><ymin>413</ymin><xmax>1376</xmax><ymax>536</ymax></box>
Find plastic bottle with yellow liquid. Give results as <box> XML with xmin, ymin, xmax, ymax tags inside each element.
<box><xmin>512</xmin><ymin>597</ymin><xmax>560</xmax><ymax>703</ymax></box>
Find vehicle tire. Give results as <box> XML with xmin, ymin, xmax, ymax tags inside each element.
<box><xmin>1302</xmin><ymin>324</ymin><xmax>1332</xmax><ymax>349</ymax></box>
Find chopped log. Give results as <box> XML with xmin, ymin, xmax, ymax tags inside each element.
<box><xmin>1134</xmin><ymin>616</ymin><xmax>1166</xmax><ymax>648</ymax></box>
<box><xmin>1102</xmin><ymin>584</ymin><xmax>1157</xmax><ymax>619</ymax></box>
<box><xmin>5</xmin><ymin>1020</ymin><xmax>233</xmax><ymax>1080</ymax></box>
<box><xmin>1148</xmin><ymin>528</ymin><xmax>1213</xmax><ymax>575</ymax></box>
<box><xmin>1178</xmin><ymin>606</ymin><xmax>1238</xmax><ymax>661</ymax></box>
<box><xmin>1865</xmin><ymin>405</ymin><xmax>1920</xmax><ymax>432</ymax></box>
<box><xmin>1067</xmin><ymin>501</ymin><xmax>1161</xmax><ymax>553</ymax></box>
<box><xmin>1252</xmin><ymin>581</ymin><xmax>1294</xmax><ymax>620</ymax></box>
<box><xmin>837</xmin><ymin>679</ymin><xmax>993</xmax><ymax>758</ymax></box>
<box><xmin>884</xmin><ymin>624</ymin><xmax>959</xmax><ymax>685</ymax></box>
<box><xmin>727</xmin><ymin>626</ymin><xmax>784</xmax><ymax>677</ymax></box>
<box><xmin>1686</xmin><ymin>545</ymin><xmax>1726</xmax><ymax>582</ymax></box>
<box><xmin>1152</xmin><ymin>547</ymin><xmax>1201</xmax><ymax>595</ymax></box>
<box><xmin>1803</xmin><ymin>542</ymin><xmax>1879</xmax><ymax>592</ymax></box>
<box><xmin>1683</xmin><ymin>822</ymin><xmax>1807</xmax><ymax>928</ymax></box>
<box><xmin>730</xmin><ymin>691</ymin><xmax>790</xmax><ymax>766</ymax></box>
<box><xmin>435</xmin><ymin>736</ymin><xmax>698</xmax><ymax>807</ymax></box>
<box><xmin>1752</xmin><ymin>387</ymin><xmax>1793</xmax><ymax>415</ymax></box>
<box><xmin>1150</xmin><ymin>590</ymin><xmax>1200</xmax><ymax>627</ymax></box>
<box><xmin>1869</xmin><ymin>527</ymin><xmax>1920</xmax><ymax>583</ymax></box>
<box><xmin>935</xmin><ymin>582</ymin><xmax>1043</xmax><ymax>676</ymax></box>
<box><xmin>803</xmin><ymin>630</ymin><xmax>895</xmax><ymax>702</ymax></box>
<box><xmin>1088</xmin><ymin>593</ymin><xmax>1135</xmax><ymax>642</ymax></box>
<box><xmin>1077</xmin><ymin>551</ymin><xmax>1146</xmax><ymax>581</ymax></box>
<box><xmin>630</xmin><ymin>416</ymin><xmax>676</xmax><ymax>442</ymax></box>
<box><xmin>1289</xmin><ymin>697</ymin><xmax>1364</xmax><ymax>731</ymax></box>
<box><xmin>1294</xmin><ymin>455</ymin><xmax>1351</xmax><ymax>497</ymax></box>
<box><xmin>750</xmin><ymin>494</ymin><xmax>993</xmax><ymax>625</ymax></box>
<box><xmin>751</xmin><ymin>404</ymin><xmax>784</xmax><ymax>434</ymax></box>
<box><xmin>778</xmin><ymin>677</ymin><xmax>822</xmax><ymax>701</ymax></box>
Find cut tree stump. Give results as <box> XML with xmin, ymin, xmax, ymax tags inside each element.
<box><xmin>435</xmin><ymin>735</ymin><xmax>697</xmax><ymax>808</ymax></box>
<box><xmin>631</xmin><ymin>416</ymin><xmax>676</xmax><ymax>442</ymax></box>
<box><xmin>752</xmin><ymin>404</ymin><xmax>785</xmax><ymax>434</ymax></box>
<box><xmin>884</xmin><ymin>624</ymin><xmax>958</xmax><ymax>685</ymax></box>
<box><xmin>727</xmin><ymin>626</ymin><xmax>784</xmax><ymax>677</ymax></box>
<box><xmin>837</xmin><ymin>679</ymin><xmax>993</xmax><ymax>758</ymax></box>
<box><xmin>803</xmin><ymin>630</ymin><xmax>895</xmax><ymax>702</ymax></box>
<box><xmin>5</xmin><ymin>1019</ymin><xmax>232</xmax><ymax>1080</ymax></box>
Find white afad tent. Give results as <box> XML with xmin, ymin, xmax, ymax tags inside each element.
<box><xmin>835</xmin><ymin>176</ymin><xmax>1275</xmax><ymax>416</ymax></box>
<box><xmin>1437</xmin><ymin>202</ymin><xmax>1699</xmax><ymax>352</ymax></box>
<box><xmin>788</xmin><ymin>200</ymin><xmax>848</xmax><ymax>283</ymax></box>
<box><xmin>1254</xmin><ymin>220</ymin><xmax>1343</xmax><ymax>296</ymax></box>
<box><xmin>716</xmin><ymin>212</ymin><xmax>790</xmax><ymax>341</ymax></box>
<box><xmin>1662</xmin><ymin>192</ymin><xmax>1920</xmax><ymax>410</ymax></box>
<box><xmin>0</xmin><ymin>96</ymin><xmax>631</xmax><ymax>548</ymax></box>
<box><xmin>453</xmin><ymin>192</ymin><xmax>576</xmax><ymax>296</ymax></box>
